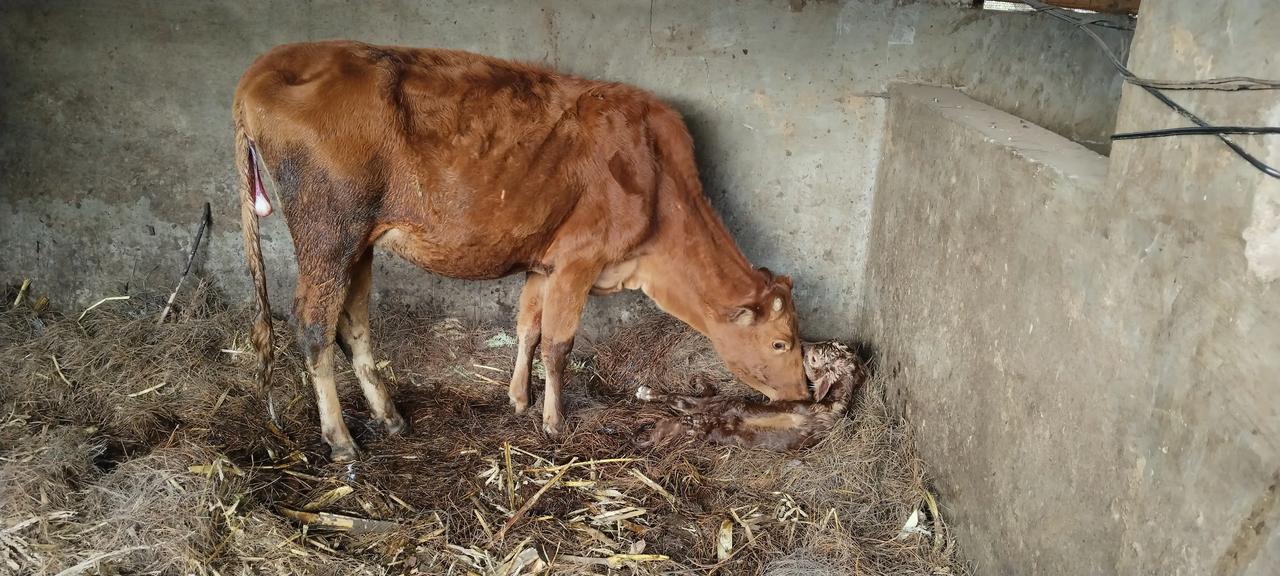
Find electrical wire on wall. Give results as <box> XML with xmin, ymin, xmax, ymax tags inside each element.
<box><xmin>1020</xmin><ymin>0</ymin><xmax>1280</xmax><ymax>179</ymax></box>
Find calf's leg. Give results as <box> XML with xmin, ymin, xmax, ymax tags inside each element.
<box><xmin>337</xmin><ymin>249</ymin><xmax>406</xmax><ymax>435</ymax></box>
<box><xmin>509</xmin><ymin>273</ymin><xmax>545</xmax><ymax>414</ymax></box>
<box><xmin>635</xmin><ymin>386</ymin><xmax>713</xmax><ymax>414</ymax></box>
<box><xmin>537</xmin><ymin>263</ymin><xmax>600</xmax><ymax>435</ymax></box>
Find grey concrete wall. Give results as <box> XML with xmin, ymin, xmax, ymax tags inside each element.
<box><xmin>1106</xmin><ymin>2</ymin><xmax>1280</xmax><ymax>573</ymax></box>
<box><xmin>864</xmin><ymin>2</ymin><xmax>1280</xmax><ymax>574</ymax></box>
<box><xmin>0</xmin><ymin>0</ymin><xmax>1127</xmax><ymax>341</ymax></box>
<box><xmin>865</xmin><ymin>84</ymin><xmax>1119</xmax><ymax>574</ymax></box>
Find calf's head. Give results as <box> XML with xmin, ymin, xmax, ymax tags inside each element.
<box><xmin>802</xmin><ymin>340</ymin><xmax>856</xmax><ymax>403</ymax></box>
<box><xmin>705</xmin><ymin>271</ymin><xmax>807</xmax><ymax>401</ymax></box>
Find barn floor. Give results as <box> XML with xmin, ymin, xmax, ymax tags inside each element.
<box><xmin>0</xmin><ymin>283</ymin><xmax>965</xmax><ymax>575</ymax></box>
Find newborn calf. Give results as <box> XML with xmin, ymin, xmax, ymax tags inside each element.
<box><xmin>636</xmin><ymin>341</ymin><xmax>865</xmax><ymax>451</ymax></box>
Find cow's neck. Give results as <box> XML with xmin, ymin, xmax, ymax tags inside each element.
<box><xmin>641</xmin><ymin>196</ymin><xmax>763</xmax><ymax>335</ymax></box>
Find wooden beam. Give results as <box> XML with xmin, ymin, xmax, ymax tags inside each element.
<box><xmin>1039</xmin><ymin>0</ymin><xmax>1139</xmax><ymax>14</ymax></box>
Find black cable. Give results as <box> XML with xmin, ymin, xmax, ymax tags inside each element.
<box><xmin>1112</xmin><ymin>126</ymin><xmax>1280</xmax><ymax>141</ymax></box>
<box><xmin>1021</xmin><ymin>1</ymin><xmax>1279</xmax><ymax>91</ymax></box>
<box><xmin>1130</xmin><ymin>76</ymin><xmax>1280</xmax><ymax>92</ymax></box>
<box><xmin>1137</xmin><ymin>84</ymin><xmax>1280</xmax><ymax>179</ymax></box>
<box><xmin>1020</xmin><ymin>0</ymin><xmax>1280</xmax><ymax>179</ymax></box>
<box><xmin>1079</xmin><ymin>16</ymin><xmax>1135</xmax><ymax>33</ymax></box>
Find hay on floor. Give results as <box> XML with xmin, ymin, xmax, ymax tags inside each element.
<box><xmin>0</xmin><ymin>281</ymin><xmax>966</xmax><ymax>575</ymax></box>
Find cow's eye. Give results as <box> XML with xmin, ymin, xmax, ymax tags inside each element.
<box><xmin>772</xmin><ymin>341</ymin><xmax>787</xmax><ymax>351</ymax></box>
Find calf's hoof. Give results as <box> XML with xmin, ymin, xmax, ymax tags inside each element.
<box><xmin>510</xmin><ymin>395</ymin><xmax>529</xmax><ymax>414</ymax></box>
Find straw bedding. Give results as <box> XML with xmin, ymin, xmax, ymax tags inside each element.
<box><xmin>0</xmin><ymin>282</ymin><xmax>966</xmax><ymax>575</ymax></box>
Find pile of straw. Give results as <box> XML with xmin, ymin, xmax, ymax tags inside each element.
<box><xmin>0</xmin><ymin>282</ymin><xmax>965</xmax><ymax>575</ymax></box>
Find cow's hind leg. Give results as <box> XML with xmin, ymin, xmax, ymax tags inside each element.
<box><xmin>538</xmin><ymin>263</ymin><xmax>601</xmax><ymax>435</ymax></box>
<box><xmin>294</xmin><ymin>265</ymin><xmax>359</xmax><ymax>462</ymax></box>
<box><xmin>273</xmin><ymin>147</ymin><xmax>373</xmax><ymax>461</ymax></box>
<box><xmin>337</xmin><ymin>249</ymin><xmax>406</xmax><ymax>435</ymax></box>
<box><xmin>509</xmin><ymin>273</ymin><xmax>545</xmax><ymax>414</ymax></box>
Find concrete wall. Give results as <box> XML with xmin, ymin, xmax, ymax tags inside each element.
<box><xmin>864</xmin><ymin>2</ymin><xmax>1280</xmax><ymax>574</ymax></box>
<box><xmin>1107</xmin><ymin>2</ymin><xmax>1280</xmax><ymax>573</ymax></box>
<box><xmin>0</xmin><ymin>0</ymin><xmax>1127</xmax><ymax>340</ymax></box>
<box><xmin>866</xmin><ymin>83</ymin><xmax>1121</xmax><ymax>574</ymax></box>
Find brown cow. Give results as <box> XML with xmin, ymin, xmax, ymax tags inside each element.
<box><xmin>233</xmin><ymin>41</ymin><xmax>806</xmax><ymax>460</ymax></box>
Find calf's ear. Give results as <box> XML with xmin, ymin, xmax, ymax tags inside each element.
<box><xmin>812</xmin><ymin>374</ymin><xmax>834</xmax><ymax>403</ymax></box>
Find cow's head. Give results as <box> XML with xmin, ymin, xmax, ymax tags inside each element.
<box><xmin>705</xmin><ymin>269</ymin><xmax>807</xmax><ymax>401</ymax></box>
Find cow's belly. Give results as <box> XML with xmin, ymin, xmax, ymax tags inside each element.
<box><xmin>374</xmin><ymin>227</ymin><xmax>533</xmax><ymax>280</ymax></box>
<box><xmin>591</xmin><ymin>259</ymin><xmax>644</xmax><ymax>294</ymax></box>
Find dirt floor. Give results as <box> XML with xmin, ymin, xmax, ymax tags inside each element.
<box><xmin>0</xmin><ymin>282</ymin><xmax>966</xmax><ymax>575</ymax></box>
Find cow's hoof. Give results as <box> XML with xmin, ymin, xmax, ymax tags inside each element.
<box><xmin>636</xmin><ymin>386</ymin><xmax>656</xmax><ymax>402</ymax></box>
<box><xmin>381</xmin><ymin>412</ymin><xmax>408</xmax><ymax>436</ymax></box>
<box><xmin>542</xmin><ymin>415</ymin><xmax>564</xmax><ymax>436</ymax></box>
<box><xmin>510</xmin><ymin>396</ymin><xmax>529</xmax><ymax>414</ymax></box>
<box><xmin>329</xmin><ymin>443</ymin><xmax>360</xmax><ymax>463</ymax></box>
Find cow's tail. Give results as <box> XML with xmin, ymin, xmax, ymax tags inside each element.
<box><xmin>234</xmin><ymin>104</ymin><xmax>277</xmax><ymax>424</ymax></box>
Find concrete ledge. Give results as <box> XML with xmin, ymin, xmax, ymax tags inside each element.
<box><xmin>864</xmin><ymin>84</ymin><xmax>1120</xmax><ymax>574</ymax></box>
<box><xmin>893</xmin><ymin>84</ymin><xmax>1108</xmax><ymax>187</ymax></box>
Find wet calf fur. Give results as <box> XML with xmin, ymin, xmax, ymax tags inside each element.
<box><xmin>234</xmin><ymin>41</ymin><xmax>807</xmax><ymax>460</ymax></box>
<box><xmin>637</xmin><ymin>342</ymin><xmax>865</xmax><ymax>451</ymax></box>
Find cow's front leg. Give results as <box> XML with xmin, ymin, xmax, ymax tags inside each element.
<box><xmin>509</xmin><ymin>273</ymin><xmax>545</xmax><ymax>414</ymax></box>
<box><xmin>537</xmin><ymin>263</ymin><xmax>600</xmax><ymax>435</ymax></box>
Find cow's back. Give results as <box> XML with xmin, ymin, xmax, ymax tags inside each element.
<box><xmin>235</xmin><ymin>41</ymin><xmax>665</xmax><ymax>278</ymax></box>
<box><xmin>236</xmin><ymin>41</ymin><xmax>582</xmax><ymax>184</ymax></box>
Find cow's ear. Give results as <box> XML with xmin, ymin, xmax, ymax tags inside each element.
<box><xmin>728</xmin><ymin>306</ymin><xmax>756</xmax><ymax>326</ymax></box>
<box><xmin>775</xmin><ymin>275</ymin><xmax>793</xmax><ymax>290</ymax></box>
